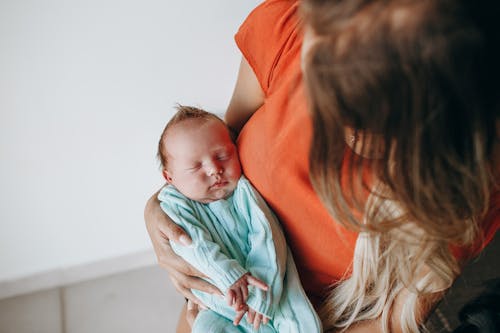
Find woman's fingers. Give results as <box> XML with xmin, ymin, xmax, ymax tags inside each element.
<box><xmin>168</xmin><ymin>274</ymin><xmax>203</xmax><ymax>307</ymax></box>
<box><xmin>169</xmin><ymin>269</ymin><xmax>222</xmax><ymax>299</ymax></box>
<box><xmin>186</xmin><ymin>300</ymin><xmax>200</xmax><ymax>327</ymax></box>
<box><xmin>144</xmin><ymin>196</ymin><xmax>223</xmax><ymax>314</ymax></box>
<box><xmin>159</xmin><ymin>219</ymin><xmax>191</xmax><ymax>246</ymax></box>
<box><xmin>161</xmin><ymin>248</ymin><xmax>222</xmax><ymax>305</ymax></box>
<box><xmin>161</xmin><ymin>244</ymin><xmax>213</xmax><ymax>280</ymax></box>
<box><xmin>150</xmin><ymin>229</ymin><xmax>221</xmax><ymax>297</ymax></box>
<box><xmin>145</xmin><ymin>205</ymin><xmax>198</xmax><ymax>277</ymax></box>
<box><xmin>144</xmin><ymin>195</ymin><xmax>192</xmax><ymax>246</ymax></box>
<box><xmin>246</xmin><ymin>275</ymin><xmax>268</xmax><ymax>291</ymax></box>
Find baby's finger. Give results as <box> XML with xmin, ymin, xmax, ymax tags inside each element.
<box><xmin>233</xmin><ymin>309</ymin><xmax>246</xmax><ymax>326</ymax></box>
<box><xmin>263</xmin><ymin>316</ymin><xmax>269</xmax><ymax>325</ymax></box>
<box><xmin>233</xmin><ymin>287</ymin><xmax>245</xmax><ymax>310</ymax></box>
<box><xmin>246</xmin><ymin>275</ymin><xmax>268</xmax><ymax>291</ymax></box>
<box><xmin>253</xmin><ymin>313</ymin><xmax>263</xmax><ymax>330</ymax></box>
<box><xmin>226</xmin><ymin>289</ymin><xmax>235</xmax><ymax>306</ymax></box>
<box><xmin>241</xmin><ymin>284</ymin><xmax>248</xmax><ymax>302</ymax></box>
<box><xmin>246</xmin><ymin>309</ymin><xmax>255</xmax><ymax>324</ymax></box>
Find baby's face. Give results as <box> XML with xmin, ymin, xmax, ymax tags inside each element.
<box><xmin>163</xmin><ymin>118</ymin><xmax>242</xmax><ymax>203</ymax></box>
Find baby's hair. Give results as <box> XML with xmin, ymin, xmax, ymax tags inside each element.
<box><xmin>157</xmin><ymin>104</ymin><xmax>225</xmax><ymax>169</ymax></box>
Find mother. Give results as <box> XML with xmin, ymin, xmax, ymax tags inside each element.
<box><xmin>145</xmin><ymin>0</ymin><xmax>500</xmax><ymax>332</ymax></box>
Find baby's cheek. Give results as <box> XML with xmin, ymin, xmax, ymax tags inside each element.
<box><xmin>233</xmin><ymin>161</ymin><xmax>243</xmax><ymax>177</ymax></box>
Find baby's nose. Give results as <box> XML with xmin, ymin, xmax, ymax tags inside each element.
<box><xmin>207</xmin><ymin>163</ymin><xmax>223</xmax><ymax>176</ymax></box>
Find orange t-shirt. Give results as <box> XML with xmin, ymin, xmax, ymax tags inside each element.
<box><xmin>235</xmin><ymin>0</ymin><xmax>357</xmax><ymax>305</ymax></box>
<box><xmin>235</xmin><ymin>0</ymin><xmax>499</xmax><ymax>306</ymax></box>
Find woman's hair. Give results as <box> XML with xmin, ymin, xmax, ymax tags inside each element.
<box><xmin>301</xmin><ymin>0</ymin><xmax>499</xmax><ymax>331</ymax></box>
<box><xmin>157</xmin><ymin>105</ymin><xmax>224</xmax><ymax>168</ymax></box>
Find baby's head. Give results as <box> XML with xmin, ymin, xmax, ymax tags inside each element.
<box><xmin>158</xmin><ymin>105</ymin><xmax>242</xmax><ymax>203</ymax></box>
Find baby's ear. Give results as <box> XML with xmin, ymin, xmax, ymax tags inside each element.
<box><xmin>162</xmin><ymin>169</ymin><xmax>173</xmax><ymax>183</ymax></box>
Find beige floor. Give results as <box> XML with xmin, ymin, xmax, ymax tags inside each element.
<box><xmin>0</xmin><ymin>265</ymin><xmax>184</xmax><ymax>333</ymax></box>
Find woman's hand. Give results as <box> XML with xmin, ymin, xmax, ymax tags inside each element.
<box><xmin>144</xmin><ymin>192</ymin><xmax>223</xmax><ymax>306</ymax></box>
<box><xmin>186</xmin><ymin>300</ymin><xmax>200</xmax><ymax>328</ymax></box>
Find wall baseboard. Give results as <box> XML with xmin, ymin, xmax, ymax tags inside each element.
<box><xmin>0</xmin><ymin>249</ymin><xmax>157</xmax><ymax>300</ymax></box>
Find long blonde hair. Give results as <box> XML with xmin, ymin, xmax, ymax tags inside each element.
<box><xmin>301</xmin><ymin>0</ymin><xmax>499</xmax><ymax>331</ymax></box>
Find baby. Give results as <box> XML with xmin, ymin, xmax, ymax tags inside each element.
<box><xmin>157</xmin><ymin>105</ymin><xmax>321</xmax><ymax>333</ymax></box>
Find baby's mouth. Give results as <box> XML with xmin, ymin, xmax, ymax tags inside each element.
<box><xmin>211</xmin><ymin>180</ymin><xmax>227</xmax><ymax>189</ymax></box>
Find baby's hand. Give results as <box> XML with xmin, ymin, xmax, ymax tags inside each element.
<box><xmin>226</xmin><ymin>273</ymin><xmax>268</xmax><ymax>312</ymax></box>
<box><xmin>232</xmin><ymin>306</ymin><xmax>270</xmax><ymax>329</ymax></box>
<box><xmin>246</xmin><ymin>307</ymin><xmax>270</xmax><ymax>330</ymax></box>
<box><xmin>226</xmin><ymin>274</ymin><xmax>249</xmax><ymax>312</ymax></box>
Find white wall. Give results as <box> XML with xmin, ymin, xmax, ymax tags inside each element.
<box><xmin>0</xmin><ymin>0</ymin><xmax>260</xmax><ymax>283</ymax></box>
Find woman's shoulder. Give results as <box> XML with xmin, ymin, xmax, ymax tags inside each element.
<box><xmin>235</xmin><ymin>0</ymin><xmax>301</xmax><ymax>94</ymax></box>
<box><xmin>240</xmin><ymin>0</ymin><xmax>299</xmax><ymax>27</ymax></box>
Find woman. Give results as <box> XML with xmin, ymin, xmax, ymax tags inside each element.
<box><xmin>145</xmin><ymin>0</ymin><xmax>499</xmax><ymax>332</ymax></box>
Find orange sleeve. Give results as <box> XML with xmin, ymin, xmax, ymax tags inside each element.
<box><xmin>235</xmin><ymin>0</ymin><xmax>300</xmax><ymax>95</ymax></box>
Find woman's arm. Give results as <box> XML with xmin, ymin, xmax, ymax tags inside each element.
<box><xmin>224</xmin><ymin>57</ymin><xmax>265</xmax><ymax>133</ymax></box>
<box><xmin>144</xmin><ymin>191</ymin><xmax>221</xmax><ymax>304</ymax></box>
